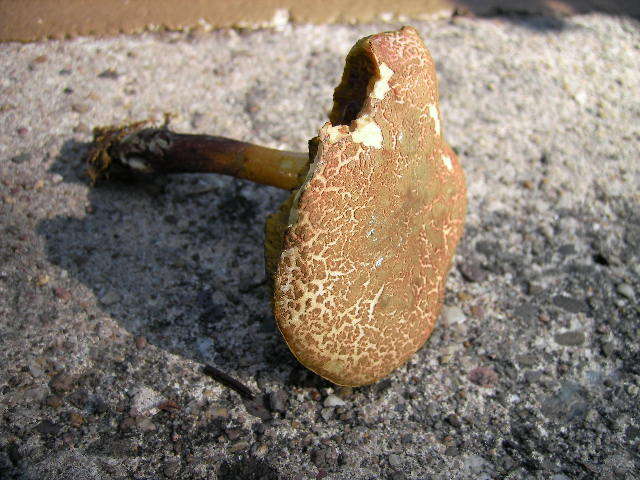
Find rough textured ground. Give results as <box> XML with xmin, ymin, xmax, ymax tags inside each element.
<box><xmin>1</xmin><ymin>13</ymin><xmax>639</xmax><ymax>480</ymax></box>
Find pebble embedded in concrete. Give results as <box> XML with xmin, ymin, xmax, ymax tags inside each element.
<box><xmin>324</xmin><ymin>394</ymin><xmax>346</xmax><ymax>407</ymax></box>
<box><xmin>616</xmin><ymin>283</ymin><xmax>634</xmax><ymax>300</ymax></box>
<box><xmin>443</xmin><ymin>306</ymin><xmax>466</xmax><ymax>325</ymax></box>
<box><xmin>554</xmin><ymin>330</ymin><xmax>586</xmax><ymax>347</ymax></box>
<box><xmin>129</xmin><ymin>387</ymin><xmax>165</xmax><ymax>417</ymax></box>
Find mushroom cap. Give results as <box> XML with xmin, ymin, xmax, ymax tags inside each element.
<box><xmin>272</xmin><ymin>27</ymin><xmax>467</xmax><ymax>386</ymax></box>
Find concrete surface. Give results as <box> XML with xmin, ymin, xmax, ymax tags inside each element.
<box><xmin>1</xmin><ymin>13</ymin><xmax>639</xmax><ymax>480</ymax></box>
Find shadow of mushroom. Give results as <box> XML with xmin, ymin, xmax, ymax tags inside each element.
<box><xmin>37</xmin><ymin>138</ymin><xmax>306</xmax><ymax>386</ymax></box>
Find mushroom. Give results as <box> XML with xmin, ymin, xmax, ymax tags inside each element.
<box><xmin>88</xmin><ymin>26</ymin><xmax>466</xmax><ymax>386</ymax></box>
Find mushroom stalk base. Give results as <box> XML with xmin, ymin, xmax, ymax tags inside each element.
<box><xmin>87</xmin><ymin>123</ymin><xmax>311</xmax><ymax>190</ymax></box>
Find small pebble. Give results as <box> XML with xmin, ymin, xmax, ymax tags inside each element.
<box><xmin>35</xmin><ymin>420</ymin><xmax>60</xmax><ymax>435</ymax></box>
<box><xmin>54</xmin><ymin>287</ymin><xmax>72</xmax><ymax>302</ymax></box>
<box><xmin>469</xmin><ymin>304</ymin><xmax>483</xmax><ymax>318</ymax></box>
<box><xmin>323</xmin><ymin>394</ymin><xmax>346</xmax><ymax>407</ymax></box>
<box><xmin>513</xmin><ymin>303</ymin><xmax>538</xmax><ymax>322</ymax></box>
<box><xmin>136</xmin><ymin>417</ymin><xmax>156</xmax><ymax>432</ymax></box>
<box><xmin>552</xmin><ymin>295</ymin><xmax>587</xmax><ymax>313</ymax></box>
<box><xmin>445</xmin><ymin>414</ymin><xmax>462</xmax><ymax>428</ymax></box>
<box><xmin>11</xmin><ymin>153</ymin><xmax>31</xmax><ymax>164</ymax></box>
<box><xmin>457</xmin><ymin>260</ymin><xmax>486</xmax><ymax>282</ymax></box>
<box><xmin>49</xmin><ymin>373</ymin><xmax>75</xmax><ymax>393</ymax></box>
<box><xmin>516</xmin><ymin>354</ymin><xmax>538</xmax><ymax>367</ymax></box>
<box><xmin>68</xmin><ymin>413</ymin><xmax>84</xmax><ymax>427</ymax></box>
<box><xmin>336</xmin><ymin>386</ymin><xmax>353</xmax><ymax>398</ymax></box>
<box><xmin>444</xmin><ymin>445</ymin><xmax>459</xmax><ymax>456</ymax></box>
<box><xmin>45</xmin><ymin>395</ymin><xmax>63</xmax><ymax>409</ymax></box>
<box><xmin>73</xmin><ymin>123</ymin><xmax>90</xmax><ymax>134</ymax></box>
<box><xmin>527</xmin><ymin>281</ymin><xmax>544</xmax><ymax>295</ymax></box>
<box><xmin>616</xmin><ymin>283</ymin><xmax>635</xmax><ymax>300</ymax></box>
<box><xmin>67</xmin><ymin>389</ymin><xmax>88</xmax><ymax>408</ymax></box>
<box><xmin>129</xmin><ymin>386</ymin><xmax>165</xmax><ymax>417</ymax></box>
<box><xmin>457</xmin><ymin>292</ymin><xmax>472</xmax><ymax>302</ymax></box>
<box><xmin>601</xmin><ymin>341</ymin><xmax>615</xmax><ymax>357</ymax></box>
<box><xmin>71</xmin><ymin>103</ymin><xmax>91</xmax><ymax>113</ymax></box>
<box><xmin>28</xmin><ymin>359</ymin><xmax>44</xmax><ymax>377</ymax></box>
<box><xmin>230</xmin><ymin>441</ymin><xmax>250</xmax><ymax>452</ymax></box>
<box><xmin>119</xmin><ymin>416</ymin><xmax>136</xmax><ymax>432</ymax></box>
<box><xmin>401</xmin><ymin>433</ymin><xmax>413</xmax><ymax>444</ymax></box>
<box><xmin>554</xmin><ymin>330</ymin><xmax>585</xmax><ymax>346</ymax></box>
<box><xmin>225</xmin><ymin>428</ymin><xmax>243</xmax><ymax>441</ymax></box>
<box><xmin>320</xmin><ymin>408</ymin><xmax>334</xmax><ymax>421</ymax></box>
<box><xmin>443</xmin><ymin>306</ymin><xmax>466</xmax><ymax>325</ymax></box>
<box><xmin>98</xmin><ymin>68</ymin><xmax>120</xmax><ymax>79</ymax></box>
<box><xmin>468</xmin><ymin>367</ymin><xmax>498</xmax><ymax>388</ymax></box>
<box><xmin>439</xmin><ymin>346</ymin><xmax>455</xmax><ymax>365</ymax></box>
<box><xmin>269</xmin><ymin>390</ymin><xmax>288</xmax><ymax>413</ymax></box>
<box><xmin>254</xmin><ymin>443</ymin><xmax>268</xmax><ymax>456</ymax></box>
<box><xmin>388</xmin><ymin>453</ymin><xmax>402</xmax><ymax>469</ymax></box>
<box><xmin>210</xmin><ymin>407</ymin><xmax>229</xmax><ymax>419</ymax></box>
<box><xmin>62</xmin><ymin>433</ymin><xmax>76</xmax><ymax>447</ymax></box>
<box><xmin>163</xmin><ymin>460</ymin><xmax>181</xmax><ymax>479</ymax></box>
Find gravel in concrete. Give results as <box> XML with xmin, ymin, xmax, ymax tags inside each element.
<box><xmin>1</xmin><ymin>13</ymin><xmax>639</xmax><ymax>480</ymax></box>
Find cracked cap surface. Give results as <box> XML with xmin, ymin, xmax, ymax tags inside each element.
<box><xmin>273</xmin><ymin>27</ymin><xmax>467</xmax><ymax>386</ymax></box>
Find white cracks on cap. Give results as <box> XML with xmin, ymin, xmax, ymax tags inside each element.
<box><xmin>325</xmin><ymin>124</ymin><xmax>349</xmax><ymax>143</ymax></box>
<box><xmin>372</xmin><ymin>63</ymin><xmax>394</xmax><ymax>100</ymax></box>
<box><xmin>351</xmin><ymin>115</ymin><xmax>383</xmax><ymax>149</ymax></box>
<box><xmin>324</xmin><ymin>116</ymin><xmax>384</xmax><ymax>149</ymax></box>
<box><xmin>428</xmin><ymin>104</ymin><xmax>441</xmax><ymax>136</ymax></box>
<box><xmin>442</xmin><ymin>154</ymin><xmax>453</xmax><ymax>172</ymax></box>
<box><xmin>368</xmin><ymin>284</ymin><xmax>385</xmax><ymax>318</ymax></box>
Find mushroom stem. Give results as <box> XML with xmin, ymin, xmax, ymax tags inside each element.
<box><xmin>87</xmin><ymin>123</ymin><xmax>311</xmax><ymax>190</ymax></box>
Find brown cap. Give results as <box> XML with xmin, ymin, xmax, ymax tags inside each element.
<box><xmin>272</xmin><ymin>27</ymin><xmax>466</xmax><ymax>386</ymax></box>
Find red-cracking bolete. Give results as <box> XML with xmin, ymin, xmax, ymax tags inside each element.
<box><xmin>267</xmin><ymin>27</ymin><xmax>466</xmax><ymax>386</ymax></box>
